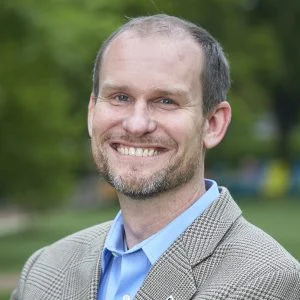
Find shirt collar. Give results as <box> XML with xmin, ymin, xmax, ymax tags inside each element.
<box><xmin>142</xmin><ymin>179</ymin><xmax>219</xmax><ymax>264</ymax></box>
<box><xmin>102</xmin><ymin>179</ymin><xmax>219</xmax><ymax>267</ymax></box>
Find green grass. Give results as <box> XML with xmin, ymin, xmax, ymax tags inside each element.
<box><xmin>0</xmin><ymin>291</ymin><xmax>10</xmax><ymax>300</ymax></box>
<box><xmin>0</xmin><ymin>207</ymin><xmax>118</xmax><ymax>273</ymax></box>
<box><xmin>1</xmin><ymin>200</ymin><xmax>300</xmax><ymax>299</ymax></box>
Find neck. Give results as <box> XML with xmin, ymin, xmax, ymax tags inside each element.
<box><xmin>118</xmin><ymin>178</ymin><xmax>206</xmax><ymax>249</ymax></box>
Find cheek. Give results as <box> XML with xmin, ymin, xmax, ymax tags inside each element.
<box><xmin>162</xmin><ymin>113</ymin><xmax>202</xmax><ymax>147</ymax></box>
<box><xmin>92</xmin><ymin>105</ymin><xmax>122</xmax><ymax>134</ymax></box>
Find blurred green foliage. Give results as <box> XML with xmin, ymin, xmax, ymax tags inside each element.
<box><xmin>0</xmin><ymin>0</ymin><xmax>124</xmax><ymax>209</ymax></box>
<box><xmin>0</xmin><ymin>292</ymin><xmax>10</xmax><ymax>300</ymax></box>
<box><xmin>1</xmin><ymin>0</ymin><xmax>300</xmax><ymax>210</ymax></box>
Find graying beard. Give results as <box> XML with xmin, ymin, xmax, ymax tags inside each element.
<box><xmin>102</xmin><ymin>158</ymin><xmax>197</xmax><ymax>200</ymax></box>
<box><xmin>108</xmin><ymin>172</ymin><xmax>172</xmax><ymax>200</ymax></box>
<box><xmin>93</xmin><ymin>139</ymin><xmax>200</xmax><ymax>200</ymax></box>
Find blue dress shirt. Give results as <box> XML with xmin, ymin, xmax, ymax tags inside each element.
<box><xmin>98</xmin><ymin>179</ymin><xmax>219</xmax><ymax>300</ymax></box>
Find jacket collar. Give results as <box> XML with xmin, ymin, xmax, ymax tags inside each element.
<box><xmin>135</xmin><ymin>187</ymin><xmax>242</xmax><ymax>300</ymax></box>
<box><xmin>61</xmin><ymin>188</ymin><xmax>241</xmax><ymax>300</ymax></box>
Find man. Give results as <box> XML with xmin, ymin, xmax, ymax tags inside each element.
<box><xmin>12</xmin><ymin>14</ymin><xmax>300</xmax><ymax>300</ymax></box>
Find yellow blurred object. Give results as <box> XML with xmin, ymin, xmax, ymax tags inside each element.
<box><xmin>262</xmin><ymin>160</ymin><xmax>290</xmax><ymax>198</ymax></box>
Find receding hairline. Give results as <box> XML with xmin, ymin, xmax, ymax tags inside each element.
<box><xmin>101</xmin><ymin>25</ymin><xmax>202</xmax><ymax>67</ymax></box>
<box><xmin>116</xmin><ymin>14</ymin><xmax>200</xmax><ymax>38</ymax></box>
<box><xmin>93</xmin><ymin>15</ymin><xmax>211</xmax><ymax>98</ymax></box>
<box><xmin>96</xmin><ymin>26</ymin><xmax>206</xmax><ymax>101</ymax></box>
<box><xmin>92</xmin><ymin>14</ymin><xmax>230</xmax><ymax>115</ymax></box>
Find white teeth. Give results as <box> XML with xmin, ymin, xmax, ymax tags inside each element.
<box><xmin>136</xmin><ymin>148</ymin><xmax>143</xmax><ymax>156</ymax></box>
<box><xmin>129</xmin><ymin>147</ymin><xmax>135</xmax><ymax>155</ymax></box>
<box><xmin>119</xmin><ymin>147</ymin><xmax>125</xmax><ymax>154</ymax></box>
<box><xmin>143</xmin><ymin>149</ymin><xmax>149</xmax><ymax>156</ymax></box>
<box><xmin>117</xmin><ymin>146</ymin><xmax>159</xmax><ymax>157</ymax></box>
<box><xmin>148</xmin><ymin>149</ymin><xmax>154</xmax><ymax>156</ymax></box>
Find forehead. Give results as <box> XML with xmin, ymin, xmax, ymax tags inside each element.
<box><xmin>99</xmin><ymin>31</ymin><xmax>204</xmax><ymax>94</ymax></box>
<box><xmin>106</xmin><ymin>27</ymin><xmax>201</xmax><ymax>52</ymax></box>
<box><xmin>104</xmin><ymin>30</ymin><xmax>203</xmax><ymax>67</ymax></box>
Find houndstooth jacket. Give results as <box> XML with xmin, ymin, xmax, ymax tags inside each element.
<box><xmin>11</xmin><ymin>187</ymin><xmax>300</xmax><ymax>300</ymax></box>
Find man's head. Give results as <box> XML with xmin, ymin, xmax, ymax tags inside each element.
<box><xmin>92</xmin><ymin>14</ymin><xmax>230</xmax><ymax>115</ymax></box>
<box><xmin>88</xmin><ymin>14</ymin><xmax>231</xmax><ymax>199</ymax></box>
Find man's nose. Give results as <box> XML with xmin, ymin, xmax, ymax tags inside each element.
<box><xmin>122</xmin><ymin>101</ymin><xmax>157</xmax><ymax>136</ymax></box>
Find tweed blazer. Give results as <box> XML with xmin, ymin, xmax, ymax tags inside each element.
<box><xmin>11</xmin><ymin>187</ymin><xmax>300</xmax><ymax>300</ymax></box>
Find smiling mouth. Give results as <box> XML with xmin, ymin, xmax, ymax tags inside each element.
<box><xmin>112</xmin><ymin>144</ymin><xmax>165</xmax><ymax>157</ymax></box>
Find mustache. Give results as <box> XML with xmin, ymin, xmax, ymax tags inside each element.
<box><xmin>102</xmin><ymin>133</ymin><xmax>177</xmax><ymax>147</ymax></box>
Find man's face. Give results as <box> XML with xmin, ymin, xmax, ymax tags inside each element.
<box><xmin>88</xmin><ymin>32</ymin><xmax>207</xmax><ymax>199</ymax></box>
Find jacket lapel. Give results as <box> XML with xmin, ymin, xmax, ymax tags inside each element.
<box><xmin>136</xmin><ymin>188</ymin><xmax>242</xmax><ymax>300</ymax></box>
<box><xmin>135</xmin><ymin>240</ymin><xmax>197</xmax><ymax>300</ymax></box>
<box><xmin>60</xmin><ymin>222</ymin><xmax>111</xmax><ymax>300</ymax></box>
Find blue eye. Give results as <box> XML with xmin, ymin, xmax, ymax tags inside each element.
<box><xmin>155</xmin><ymin>97</ymin><xmax>178</xmax><ymax>110</ymax></box>
<box><xmin>116</xmin><ymin>94</ymin><xmax>129</xmax><ymax>102</ymax></box>
<box><xmin>160</xmin><ymin>98</ymin><xmax>174</xmax><ymax>105</ymax></box>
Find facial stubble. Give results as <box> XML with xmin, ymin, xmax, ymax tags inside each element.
<box><xmin>91</xmin><ymin>136</ymin><xmax>203</xmax><ymax>200</ymax></box>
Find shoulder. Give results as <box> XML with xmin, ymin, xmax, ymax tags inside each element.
<box><xmin>12</xmin><ymin>221</ymin><xmax>112</xmax><ymax>299</ymax></box>
<box><xmin>223</xmin><ymin>216</ymin><xmax>299</xmax><ymax>271</ymax></box>
<box><xmin>204</xmin><ymin>216</ymin><xmax>300</xmax><ymax>298</ymax></box>
<box><xmin>34</xmin><ymin>220</ymin><xmax>112</xmax><ymax>264</ymax></box>
<box><xmin>190</xmin><ymin>188</ymin><xmax>300</xmax><ymax>298</ymax></box>
<box><xmin>209</xmin><ymin>188</ymin><xmax>299</xmax><ymax>272</ymax></box>
<box><xmin>191</xmin><ymin>207</ymin><xmax>300</xmax><ymax>299</ymax></box>
<box><xmin>218</xmin><ymin>219</ymin><xmax>300</xmax><ymax>299</ymax></box>
<box><xmin>225</xmin><ymin>267</ymin><xmax>300</xmax><ymax>299</ymax></box>
<box><xmin>53</xmin><ymin>220</ymin><xmax>113</xmax><ymax>246</ymax></box>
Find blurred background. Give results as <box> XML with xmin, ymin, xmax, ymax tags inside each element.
<box><xmin>1</xmin><ymin>0</ymin><xmax>300</xmax><ymax>297</ymax></box>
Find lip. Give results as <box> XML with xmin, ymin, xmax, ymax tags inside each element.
<box><xmin>111</xmin><ymin>142</ymin><xmax>167</xmax><ymax>149</ymax></box>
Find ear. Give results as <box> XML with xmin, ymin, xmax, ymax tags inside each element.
<box><xmin>87</xmin><ymin>94</ymin><xmax>96</xmax><ymax>137</ymax></box>
<box><xmin>203</xmin><ymin>101</ymin><xmax>231</xmax><ymax>149</ymax></box>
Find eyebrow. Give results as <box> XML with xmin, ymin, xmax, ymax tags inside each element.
<box><xmin>99</xmin><ymin>82</ymin><xmax>130</xmax><ymax>94</ymax></box>
<box><xmin>99</xmin><ymin>81</ymin><xmax>190</xmax><ymax>99</ymax></box>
